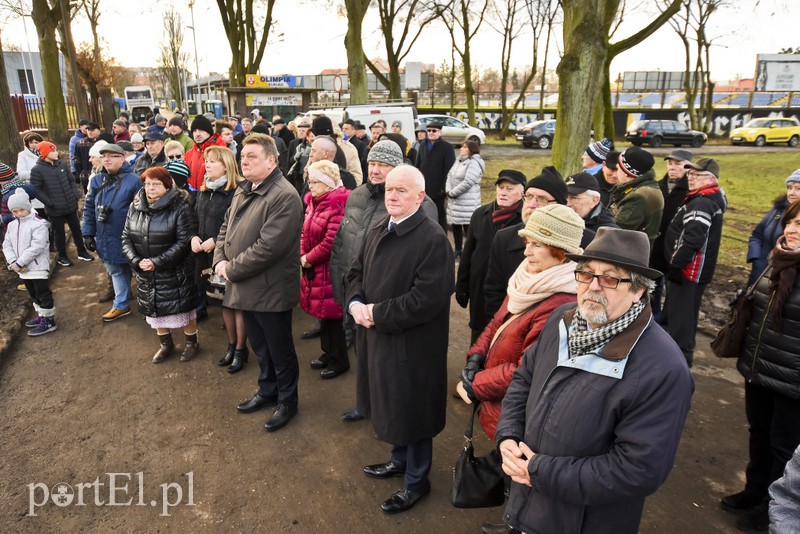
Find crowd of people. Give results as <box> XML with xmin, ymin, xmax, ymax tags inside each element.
<box><xmin>2</xmin><ymin>108</ymin><xmax>800</xmax><ymax>532</ymax></box>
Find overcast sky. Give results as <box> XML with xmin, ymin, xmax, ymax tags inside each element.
<box><xmin>3</xmin><ymin>0</ymin><xmax>797</xmax><ymax>85</ymax></box>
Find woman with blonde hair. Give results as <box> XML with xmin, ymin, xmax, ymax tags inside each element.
<box><xmin>190</xmin><ymin>145</ymin><xmax>247</xmax><ymax>371</ymax></box>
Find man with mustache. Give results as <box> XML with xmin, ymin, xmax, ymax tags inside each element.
<box><xmin>495</xmin><ymin>227</ymin><xmax>694</xmax><ymax>534</ymax></box>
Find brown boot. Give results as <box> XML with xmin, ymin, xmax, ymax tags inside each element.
<box><xmin>180</xmin><ymin>332</ymin><xmax>200</xmax><ymax>361</ymax></box>
<box><xmin>152</xmin><ymin>333</ymin><xmax>174</xmax><ymax>363</ymax></box>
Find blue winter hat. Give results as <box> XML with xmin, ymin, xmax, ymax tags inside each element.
<box><xmin>586</xmin><ymin>137</ymin><xmax>614</xmax><ymax>164</ymax></box>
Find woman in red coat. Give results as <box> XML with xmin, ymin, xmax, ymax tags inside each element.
<box><xmin>460</xmin><ymin>204</ymin><xmax>586</xmax><ymax>440</ymax></box>
<box><xmin>300</xmin><ymin>160</ymin><xmax>351</xmax><ymax>379</ymax></box>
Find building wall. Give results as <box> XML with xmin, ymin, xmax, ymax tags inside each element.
<box><xmin>4</xmin><ymin>51</ymin><xmax>67</xmax><ymax>98</ymax></box>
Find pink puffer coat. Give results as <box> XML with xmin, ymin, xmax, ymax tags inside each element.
<box><xmin>300</xmin><ymin>187</ymin><xmax>350</xmax><ymax>319</ymax></box>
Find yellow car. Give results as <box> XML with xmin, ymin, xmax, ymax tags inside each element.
<box><xmin>730</xmin><ymin>117</ymin><xmax>800</xmax><ymax>147</ymax></box>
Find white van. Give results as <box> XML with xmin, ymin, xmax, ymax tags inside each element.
<box><xmin>305</xmin><ymin>103</ymin><xmax>417</xmax><ymax>141</ymax></box>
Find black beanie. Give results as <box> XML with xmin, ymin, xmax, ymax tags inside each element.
<box><xmin>618</xmin><ymin>146</ymin><xmax>655</xmax><ymax>178</ymax></box>
<box><xmin>251</xmin><ymin>123</ymin><xmax>271</xmax><ymax>135</ymax></box>
<box><xmin>526</xmin><ymin>166</ymin><xmax>567</xmax><ymax>205</ymax></box>
<box><xmin>191</xmin><ymin>115</ymin><xmax>214</xmax><ymax>136</ymax></box>
<box><xmin>311</xmin><ymin>115</ymin><xmax>334</xmax><ymax>136</ymax></box>
<box><xmin>168</xmin><ymin>116</ymin><xmax>184</xmax><ymax>129</ymax></box>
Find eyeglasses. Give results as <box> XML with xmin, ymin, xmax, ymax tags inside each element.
<box><xmin>167</xmin><ymin>154</ymin><xmax>182</xmax><ymax>160</ymax></box>
<box><xmin>524</xmin><ymin>193</ymin><xmax>556</xmax><ymax>205</ymax></box>
<box><xmin>687</xmin><ymin>171</ymin><xmax>714</xmax><ymax>179</ymax></box>
<box><xmin>426</xmin><ymin>129</ymin><xmax>440</xmax><ymax>133</ymax></box>
<box><xmin>574</xmin><ymin>270</ymin><xmax>632</xmax><ymax>289</ymax></box>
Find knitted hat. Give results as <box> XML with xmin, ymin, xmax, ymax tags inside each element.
<box><xmin>38</xmin><ymin>142</ymin><xmax>58</xmax><ymax>160</ymax></box>
<box><xmin>7</xmin><ymin>187</ymin><xmax>31</xmax><ymax>212</ymax></box>
<box><xmin>527</xmin><ymin>166</ymin><xmax>567</xmax><ymax>205</ymax></box>
<box><xmin>113</xmin><ymin>119</ymin><xmax>127</xmax><ymax>128</ymax></box>
<box><xmin>618</xmin><ymin>147</ymin><xmax>655</xmax><ymax>178</ymax></box>
<box><xmin>164</xmin><ymin>160</ymin><xmax>190</xmax><ymax>187</ymax></box>
<box><xmin>586</xmin><ymin>137</ymin><xmax>614</xmax><ymax>164</ymax></box>
<box><xmin>191</xmin><ymin>115</ymin><xmax>215</xmax><ymax>136</ymax></box>
<box><xmin>89</xmin><ymin>140</ymin><xmax>109</xmax><ymax>158</ymax></box>
<box><xmin>154</xmin><ymin>114</ymin><xmax>166</xmax><ymax>124</ymax></box>
<box><xmin>311</xmin><ymin>115</ymin><xmax>334</xmax><ymax>136</ymax></box>
<box><xmin>251</xmin><ymin>123</ymin><xmax>271</xmax><ymax>135</ymax></box>
<box><xmin>130</xmin><ymin>133</ymin><xmax>144</xmax><ymax>144</ymax></box>
<box><xmin>787</xmin><ymin>169</ymin><xmax>800</xmax><ymax>185</ymax></box>
<box><xmin>0</xmin><ymin>162</ymin><xmax>16</xmax><ymax>181</ymax></box>
<box><xmin>367</xmin><ymin>140</ymin><xmax>404</xmax><ymax>167</ymax></box>
<box><xmin>518</xmin><ymin>204</ymin><xmax>585</xmax><ymax>254</ymax></box>
<box><xmin>168</xmin><ymin>116</ymin><xmax>184</xmax><ymax>128</ymax></box>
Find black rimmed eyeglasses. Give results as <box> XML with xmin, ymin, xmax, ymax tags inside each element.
<box><xmin>574</xmin><ymin>270</ymin><xmax>632</xmax><ymax>289</ymax></box>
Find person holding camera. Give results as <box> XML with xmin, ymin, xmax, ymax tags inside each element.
<box><xmin>82</xmin><ymin>144</ymin><xmax>142</xmax><ymax>322</ymax></box>
<box><xmin>300</xmin><ymin>160</ymin><xmax>351</xmax><ymax>379</ymax></box>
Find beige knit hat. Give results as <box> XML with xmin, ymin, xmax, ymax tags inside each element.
<box><xmin>518</xmin><ymin>204</ymin><xmax>584</xmax><ymax>254</ymax></box>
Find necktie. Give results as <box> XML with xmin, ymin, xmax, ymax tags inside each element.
<box><xmin>388</xmin><ymin>221</ymin><xmax>396</xmax><ymax>233</ymax></box>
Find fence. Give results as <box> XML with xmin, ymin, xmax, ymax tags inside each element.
<box><xmin>10</xmin><ymin>95</ymin><xmax>105</xmax><ymax>132</ymax></box>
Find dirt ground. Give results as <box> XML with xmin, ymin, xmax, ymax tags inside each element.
<box><xmin>0</xmin><ymin>245</ymin><xmax>755</xmax><ymax>533</ymax></box>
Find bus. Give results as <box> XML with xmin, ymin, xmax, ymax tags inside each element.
<box><xmin>123</xmin><ymin>86</ymin><xmax>155</xmax><ymax>124</ymax></box>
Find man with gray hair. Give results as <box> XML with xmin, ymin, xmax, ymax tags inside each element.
<box><xmin>565</xmin><ymin>172</ymin><xmax>618</xmax><ymax>235</ymax></box>
<box><xmin>306</xmin><ymin>136</ymin><xmax>356</xmax><ymax>192</ymax></box>
<box><xmin>346</xmin><ymin>164</ymin><xmax>454</xmax><ymax>514</ymax></box>
<box><xmin>495</xmin><ymin>227</ymin><xmax>693</xmax><ymax>534</ymax></box>
<box><xmin>330</xmin><ymin>141</ymin><xmax>437</xmax><ymax>423</ymax></box>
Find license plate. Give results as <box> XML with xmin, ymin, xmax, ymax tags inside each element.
<box><xmin>731</xmin><ymin>137</ymin><xmax>742</xmax><ymax>141</ymax></box>
<box><xmin>516</xmin><ymin>134</ymin><xmax>524</xmax><ymax>140</ymax></box>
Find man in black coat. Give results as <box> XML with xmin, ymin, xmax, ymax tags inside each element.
<box><xmin>650</xmin><ymin>149</ymin><xmax>692</xmax><ymax>320</ymax></box>
<box><xmin>565</xmin><ymin>172</ymin><xmax>619</xmax><ymax>234</ymax></box>
<box><xmin>30</xmin><ymin>142</ymin><xmax>94</xmax><ymax>266</ymax></box>
<box><xmin>346</xmin><ymin>164</ymin><xmax>454</xmax><ymax>514</ymax></box>
<box><xmin>413</xmin><ymin>121</ymin><xmax>455</xmax><ymax>231</ymax></box>
<box><xmin>456</xmin><ymin>169</ymin><xmax>525</xmax><ymax>342</ymax></box>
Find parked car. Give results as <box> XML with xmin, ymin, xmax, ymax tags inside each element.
<box><xmin>729</xmin><ymin>117</ymin><xmax>800</xmax><ymax>147</ymax></box>
<box><xmin>625</xmin><ymin>119</ymin><xmax>707</xmax><ymax>148</ymax></box>
<box><xmin>516</xmin><ymin>119</ymin><xmax>556</xmax><ymax>149</ymax></box>
<box><xmin>417</xmin><ymin>114</ymin><xmax>486</xmax><ymax>145</ymax></box>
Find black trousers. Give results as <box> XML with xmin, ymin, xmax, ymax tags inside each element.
<box><xmin>50</xmin><ymin>210</ymin><xmax>87</xmax><ymax>258</ymax></box>
<box><xmin>320</xmin><ymin>317</ymin><xmax>349</xmax><ymax>372</ymax></box>
<box><xmin>242</xmin><ymin>309</ymin><xmax>299</xmax><ymax>407</ymax></box>
<box><xmin>24</xmin><ymin>279</ymin><xmax>54</xmax><ymax>311</ymax></box>
<box><xmin>452</xmin><ymin>224</ymin><xmax>469</xmax><ymax>253</ymax></box>
<box><xmin>664</xmin><ymin>280</ymin><xmax>707</xmax><ymax>366</ymax></box>
<box><xmin>390</xmin><ymin>437</ymin><xmax>433</xmax><ymax>492</ymax></box>
<box><xmin>433</xmin><ymin>197</ymin><xmax>447</xmax><ymax>232</ymax></box>
<box><xmin>744</xmin><ymin>382</ymin><xmax>800</xmax><ymax>500</ymax></box>
<box><xmin>194</xmin><ymin>251</ymin><xmax>211</xmax><ymax>313</ymax></box>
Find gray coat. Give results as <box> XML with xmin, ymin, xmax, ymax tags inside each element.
<box><xmin>212</xmin><ymin>167</ymin><xmax>302</xmax><ymax>312</ymax></box>
<box><xmin>445</xmin><ymin>154</ymin><xmax>484</xmax><ymax>225</ymax></box>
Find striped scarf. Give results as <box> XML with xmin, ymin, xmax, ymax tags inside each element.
<box><xmin>492</xmin><ymin>199</ymin><xmax>522</xmax><ymax>228</ymax></box>
<box><xmin>568</xmin><ymin>299</ymin><xmax>645</xmax><ymax>358</ymax></box>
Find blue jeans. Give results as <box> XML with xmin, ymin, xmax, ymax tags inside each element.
<box><xmin>104</xmin><ymin>262</ymin><xmax>131</xmax><ymax>310</ymax></box>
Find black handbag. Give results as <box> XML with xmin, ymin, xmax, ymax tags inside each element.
<box><xmin>450</xmin><ymin>403</ymin><xmax>506</xmax><ymax>508</ymax></box>
<box><xmin>711</xmin><ymin>263</ymin><xmax>770</xmax><ymax>358</ymax></box>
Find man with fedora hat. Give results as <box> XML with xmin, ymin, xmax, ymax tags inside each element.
<box><xmin>495</xmin><ymin>226</ymin><xmax>694</xmax><ymax>534</ymax></box>
<box><xmin>662</xmin><ymin>158</ymin><xmax>725</xmax><ymax>367</ymax></box>
<box><xmin>456</xmin><ymin>169</ymin><xmax>526</xmax><ymax>343</ymax></box>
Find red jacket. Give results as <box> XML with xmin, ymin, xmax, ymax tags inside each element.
<box><xmin>300</xmin><ymin>187</ymin><xmax>350</xmax><ymax>320</ymax></box>
<box><xmin>469</xmin><ymin>292</ymin><xmax>576</xmax><ymax>440</ymax></box>
<box><xmin>184</xmin><ymin>134</ymin><xmax>228</xmax><ymax>190</ymax></box>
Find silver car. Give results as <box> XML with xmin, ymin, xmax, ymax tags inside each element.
<box><xmin>417</xmin><ymin>114</ymin><xmax>486</xmax><ymax>145</ymax></box>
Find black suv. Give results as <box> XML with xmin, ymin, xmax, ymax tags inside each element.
<box><xmin>625</xmin><ymin>119</ymin><xmax>707</xmax><ymax>148</ymax></box>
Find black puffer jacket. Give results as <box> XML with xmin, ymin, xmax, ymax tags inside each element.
<box><xmin>738</xmin><ymin>260</ymin><xmax>800</xmax><ymax>399</ymax></box>
<box><xmin>195</xmin><ymin>185</ymin><xmax>236</xmax><ymax>241</ymax></box>
<box><xmin>122</xmin><ymin>188</ymin><xmax>198</xmax><ymax>317</ymax></box>
<box><xmin>29</xmin><ymin>159</ymin><xmax>79</xmax><ymax>216</ymax></box>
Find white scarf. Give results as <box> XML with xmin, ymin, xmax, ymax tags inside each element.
<box><xmin>205</xmin><ymin>175</ymin><xmax>228</xmax><ymax>191</ymax></box>
<box><xmin>506</xmin><ymin>259</ymin><xmax>578</xmax><ymax>314</ymax></box>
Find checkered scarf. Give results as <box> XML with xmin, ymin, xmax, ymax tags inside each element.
<box><xmin>568</xmin><ymin>299</ymin><xmax>646</xmax><ymax>358</ymax></box>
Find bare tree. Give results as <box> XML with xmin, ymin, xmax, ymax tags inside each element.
<box><xmin>344</xmin><ymin>0</ymin><xmax>371</xmax><ymax>104</ymax></box>
<box><xmin>30</xmin><ymin>0</ymin><xmax>69</xmax><ymax>143</ymax></box>
<box><xmin>668</xmin><ymin>0</ymin><xmax>729</xmax><ymax>133</ymax></box>
<box><xmin>215</xmin><ymin>0</ymin><xmax>277</xmax><ymax>86</ymax></box>
<box><xmin>0</xmin><ymin>28</ymin><xmax>23</xmax><ymax>164</ymax></box>
<box><xmin>367</xmin><ymin>0</ymin><xmax>436</xmax><ymax>99</ymax></box>
<box><xmin>157</xmin><ymin>7</ymin><xmax>190</xmax><ymax>109</ymax></box>
<box><xmin>57</xmin><ymin>0</ymin><xmax>89</xmax><ymax>120</ymax></box>
<box><xmin>427</xmin><ymin>0</ymin><xmax>489</xmax><ymax>125</ymax></box>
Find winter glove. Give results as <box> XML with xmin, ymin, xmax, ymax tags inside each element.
<box><xmin>83</xmin><ymin>236</ymin><xmax>96</xmax><ymax>252</ymax></box>
<box><xmin>667</xmin><ymin>267</ymin><xmax>683</xmax><ymax>284</ymax></box>
<box><xmin>460</xmin><ymin>353</ymin><xmax>486</xmax><ymax>401</ymax></box>
<box><xmin>455</xmin><ymin>292</ymin><xmax>469</xmax><ymax>308</ymax></box>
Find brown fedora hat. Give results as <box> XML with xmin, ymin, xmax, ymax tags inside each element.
<box><xmin>566</xmin><ymin>227</ymin><xmax>662</xmax><ymax>279</ymax></box>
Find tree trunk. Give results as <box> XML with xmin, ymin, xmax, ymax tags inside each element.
<box><xmin>344</xmin><ymin>0</ymin><xmax>370</xmax><ymax>104</ymax></box>
<box><xmin>462</xmin><ymin>48</ymin><xmax>476</xmax><ymax>125</ymax></box>
<box><xmin>0</xmin><ymin>30</ymin><xmax>23</xmax><ymax>165</ymax></box>
<box><xmin>59</xmin><ymin>0</ymin><xmax>89</xmax><ymax>122</ymax></box>
<box><xmin>32</xmin><ymin>0</ymin><xmax>69</xmax><ymax>144</ymax></box>
<box><xmin>552</xmin><ymin>2</ymin><xmax>612</xmax><ymax>177</ymax></box>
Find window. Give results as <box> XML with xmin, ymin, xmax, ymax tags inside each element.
<box><xmin>17</xmin><ymin>69</ymin><xmax>35</xmax><ymax>94</ymax></box>
<box><xmin>674</xmin><ymin>123</ymin><xmax>689</xmax><ymax>132</ymax></box>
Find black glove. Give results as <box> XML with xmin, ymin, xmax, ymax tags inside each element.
<box><xmin>461</xmin><ymin>353</ymin><xmax>486</xmax><ymax>401</ymax></box>
<box><xmin>83</xmin><ymin>236</ymin><xmax>96</xmax><ymax>252</ymax></box>
<box><xmin>667</xmin><ymin>267</ymin><xmax>683</xmax><ymax>284</ymax></box>
<box><xmin>455</xmin><ymin>292</ymin><xmax>469</xmax><ymax>308</ymax></box>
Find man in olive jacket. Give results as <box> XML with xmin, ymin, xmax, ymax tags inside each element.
<box><xmin>346</xmin><ymin>165</ymin><xmax>454</xmax><ymax>514</ymax></box>
<box><xmin>213</xmin><ymin>133</ymin><xmax>303</xmax><ymax>433</ymax></box>
<box><xmin>609</xmin><ymin>147</ymin><xmax>664</xmax><ymax>246</ymax></box>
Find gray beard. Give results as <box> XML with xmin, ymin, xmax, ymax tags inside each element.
<box><xmin>579</xmin><ymin>291</ymin><xmax>609</xmax><ymax>325</ymax></box>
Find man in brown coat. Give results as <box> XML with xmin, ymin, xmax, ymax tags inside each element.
<box><xmin>213</xmin><ymin>133</ymin><xmax>303</xmax><ymax>432</ymax></box>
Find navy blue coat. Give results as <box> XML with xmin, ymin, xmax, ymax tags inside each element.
<box><xmin>747</xmin><ymin>196</ymin><xmax>788</xmax><ymax>285</ymax></box>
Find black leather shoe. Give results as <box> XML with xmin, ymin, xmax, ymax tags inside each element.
<box><xmin>380</xmin><ymin>486</ymin><xmax>430</xmax><ymax>514</ymax></box>
<box><xmin>264</xmin><ymin>403</ymin><xmax>298</xmax><ymax>432</ymax></box>
<box><xmin>363</xmin><ymin>461</ymin><xmax>405</xmax><ymax>479</ymax></box>
<box><xmin>320</xmin><ymin>367</ymin><xmax>349</xmax><ymax>379</ymax></box>
<box><xmin>301</xmin><ymin>325</ymin><xmax>321</xmax><ymax>339</ymax></box>
<box><xmin>237</xmin><ymin>393</ymin><xmax>277</xmax><ymax>413</ymax></box>
<box><xmin>341</xmin><ymin>408</ymin><xmax>365</xmax><ymax>422</ymax></box>
<box><xmin>309</xmin><ymin>356</ymin><xmax>328</xmax><ymax>369</ymax></box>
<box><xmin>721</xmin><ymin>491</ymin><xmax>762</xmax><ymax>513</ymax></box>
